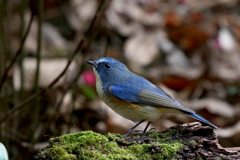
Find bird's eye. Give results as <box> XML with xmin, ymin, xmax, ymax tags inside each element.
<box><xmin>105</xmin><ymin>63</ymin><xmax>110</xmax><ymax>68</ymax></box>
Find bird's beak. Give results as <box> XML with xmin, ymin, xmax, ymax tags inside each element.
<box><xmin>86</xmin><ymin>60</ymin><xmax>97</xmax><ymax>68</ymax></box>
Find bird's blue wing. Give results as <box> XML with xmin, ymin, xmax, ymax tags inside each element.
<box><xmin>109</xmin><ymin>82</ymin><xmax>194</xmax><ymax>113</ymax></box>
<box><xmin>109</xmin><ymin>84</ymin><xmax>142</xmax><ymax>103</ymax></box>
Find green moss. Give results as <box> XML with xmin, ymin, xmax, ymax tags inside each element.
<box><xmin>188</xmin><ymin>140</ymin><xmax>197</xmax><ymax>145</ymax></box>
<box><xmin>49</xmin><ymin>146</ymin><xmax>76</xmax><ymax>160</ymax></box>
<box><xmin>36</xmin><ymin>131</ymin><xmax>184</xmax><ymax>160</ymax></box>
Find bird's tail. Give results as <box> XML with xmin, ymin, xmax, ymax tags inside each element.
<box><xmin>187</xmin><ymin>113</ymin><xmax>220</xmax><ymax>130</ymax></box>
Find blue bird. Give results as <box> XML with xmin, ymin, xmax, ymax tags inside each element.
<box><xmin>87</xmin><ymin>57</ymin><xmax>219</xmax><ymax>136</ymax></box>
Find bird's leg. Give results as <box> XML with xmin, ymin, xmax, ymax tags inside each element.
<box><xmin>124</xmin><ymin>120</ymin><xmax>145</xmax><ymax>136</ymax></box>
<box><xmin>143</xmin><ymin>121</ymin><xmax>151</xmax><ymax>133</ymax></box>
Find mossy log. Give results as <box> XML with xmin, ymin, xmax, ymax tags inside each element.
<box><xmin>33</xmin><ymin>122</ymin><xmax>240</xmax><ymax>160</ymax></box>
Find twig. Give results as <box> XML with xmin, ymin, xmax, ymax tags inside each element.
<box><xmin>0</xmin><ymin>13</ymin><xmax>34</xmax><ymax>92</ymax></box>
<box><xmin>0</xmin><ymin>0</ymin><xmax>109</xmax><ymax>124</ymax></box>
<box><xmin>33</xmin><ymin>0</ymin><xmax>43</xmax><ymax>90</ymax></box>
<box><xmin>31</xmin><ymin>0</ymin><xmax>43</xmax><ymax>146</ymax></box>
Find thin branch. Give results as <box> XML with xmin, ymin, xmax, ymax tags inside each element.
<box><xmin>0</xmin><ymin>13</ymin><xmax>34</xmax><ymax>92</ymax></box>
<box><xmin>31</xmin><ymin>0</ymin><xmax>44</xmax><ymax>145</ymax></box>
<box><xmin>0</xmin><ymin>0</ymin><xmax>109</xmax><ymax>124</ymax></box>
<box><xmin>34</xmin><ymin>0</ymin><xmax>43</xmax><ymax>90</ymax></box>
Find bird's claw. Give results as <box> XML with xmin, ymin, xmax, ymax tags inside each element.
<box><xmin>124</xmin><ymin>129</ymin><xmax>143</xmax><ymax>137</ymax></box>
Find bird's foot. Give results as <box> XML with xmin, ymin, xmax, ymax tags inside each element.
<box><xmin>123</xmin><ymin>129</ymin><xmax>143</xmax><ymax>137</ymax></box>
<box><xmin>149</xmin><ymin>128</ymin><xmax>157</xmax><ymax>132</ymax></box>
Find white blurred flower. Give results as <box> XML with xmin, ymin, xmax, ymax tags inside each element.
<box><xmin>0</xmin><ymin>143</ymin><xmax>8</xmax><ymax>160</ymax></box>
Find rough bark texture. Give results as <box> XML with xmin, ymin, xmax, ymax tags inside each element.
<box><xmin>165</xmin><ymin>122</ymin><xmax>240</xmax><ymax>159</ymax></box>
<box><xmin>33</xmin><ymin>122</ymin><xmax>240</xmax><ymax>160</ymax></box>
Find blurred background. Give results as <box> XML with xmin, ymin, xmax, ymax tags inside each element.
<box><xmin>1</xmin><ymin>0</ymin><xmax>240</xmax><ymax>159</ymax></box>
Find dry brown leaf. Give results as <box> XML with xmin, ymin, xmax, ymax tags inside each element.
<box><xmin>13</xmin><ymin>58</ymin><xmax>77</xmax><ymax>90</ymax></box>
<box><xmin>167</xmin><ymin>24</ymin><xmax>209</xmax><ymax>53</ymax></box>
<box><xmin>216</xmin><ymin>121</ymin><xmax>240</xmax><ymax>138</ymax></box>
<box><xmin>124</xmin><ymin>29</ymin><xmax>160</xmax><ymax>71</ymax></box>
<box><xmin>190</xmin><ymin>98</ymin><xmax>235</xmax><ymax>118</ymax></box>
<box><xmin>106</xmin><ymin>0</ymin><xmax>162</xmax><ymax>36</ymax></box>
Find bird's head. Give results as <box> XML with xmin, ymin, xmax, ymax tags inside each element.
<box><xmin>87</xmin><ymin>57</ymin><xmax>130</xmax><ymax>84</ymax></box>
